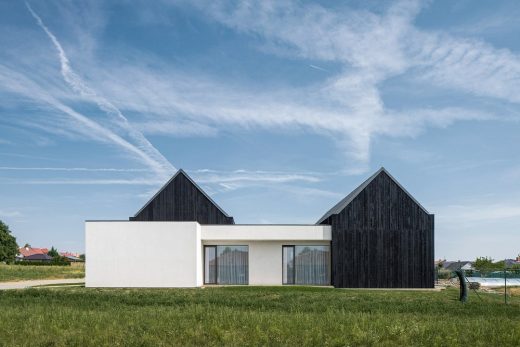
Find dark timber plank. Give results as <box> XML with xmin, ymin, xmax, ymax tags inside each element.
<box><xmin>130</xmin><ymin>170</ymin><xmax>234</xmax><ymax>224</ymax></box>
<box><xmin>321</xmin><ymin>170</ymin><xmax>434</xmax><ymax>288</ymax></box>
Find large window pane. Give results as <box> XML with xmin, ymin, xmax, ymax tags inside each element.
<box><xmin>283</xmin><ymin>246</ymin><xmax>295</xmax><ymax>284</ymax></box>
<box><xmin>283</xmin><ymin>245</ymin><xmax>330</xmax><ymax>285</ymax></box>
<box><xmin>205</xmin><ymin>245</ymin><xmax>249</xmax><ymax>285</ymax></box>
<box><xmin>217</xmin><ymin>246</ymin><xmax>248</xmax><ymax>285</ymax></box>
<box><xmin>204</xmin><ymin>246</ymin><xmax>216</xmax><ymax>284</ymax></box>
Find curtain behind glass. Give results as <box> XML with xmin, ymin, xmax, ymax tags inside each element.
<box><xmin>204</xmin><ymin>246</ymin><xmax>217</xmax><ymax>284</ymax></box>
<box><xmin>216</xmin><ymin>246</ymin><xmax>248</xmax><ymax>285</ymax></box>
<box><xmin>294</xmin><ymin>246</ymin><xmax>330</xmax><ymax>285</ymax></box>
<box><xmin>283</xmin><ymin>246</ymin><xmax>295</xmax><ymax>284</ymax></box>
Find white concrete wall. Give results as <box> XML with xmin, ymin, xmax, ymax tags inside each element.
<box><xmin>201</xmin><ymin>224</ymin><xmax>331</xmax><ymax>241</ymax></box>
<box><xmin>86</xmin><ymin>222</ymin><xmax>330</xmax><ymax>287</ymax></box>
<box><xmin>85</xmin><ymin>221</ymin><xmax>202</xmax><ymax>287</ymax></box>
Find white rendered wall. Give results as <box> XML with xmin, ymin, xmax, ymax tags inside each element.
<box><xmin>201</xmin><ymin>224</ymin><xmax>331</xmax><ymax>286</ymax></box>
<box><xmin>86</xmin><ymin>222</ymin><xmax>331</xmax><ymax>287</ymax></box>
<box><xmin>85</xmin><ymin>221</ymin><xmax>202</xmax><ymax>287</ymax></box>
<box><xmin>201</xmin><ymin>224</ymin><xmax>331</xmax><ymax>241</ymax></box>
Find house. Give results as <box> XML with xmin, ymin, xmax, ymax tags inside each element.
<box><xmin>17</xmin><ymin>246</ymin><xmax>49</xmax><ymax>261</ymax></box>
<box><xmin>86</xmin><ymin>167</ymin><xmax>434</xmax><ymax>288</ymax></box>
<box><xmin>60</xmin><ymin>252</ymin><xmax>83</xmax><ymax>262</ymax></box>
<box><xmin>504</xmin><ymin>259</ymin><xmax>520</xmax><ymax>268</ymax></box>
<box><xmin>443</xmin><ymin>261</ymin><xmax>474</xmax><ymax>271</ymax></box>
<box><xmin>22</xmin><ymin>253</ymin><xmax>53</xmax><ymax>262</ymax></box>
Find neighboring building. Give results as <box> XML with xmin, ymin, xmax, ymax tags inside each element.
<box><xmin>443</xmin><ymin>261</ymin><xmax>474</xmax><ymax>271</ymax></box>
<box><xmin>17</xmin><ymin>246</ymin><xmax>49</xmax><ymax>261</ymax></box>
<box><xmin>504</xmin><ymin>259</ymin><xmax>520</xmax><ymax>268</ymax></box>
<box><xmin>23</xmin><ymin>253</ymin><xmax>53</xmax><ymax>262</ymax></box>
<box><xmin>86</xmin><ymin>167</ymin><xmax>434</xmax><ymax>288</ymax></box>
<box><xmin>18</xmin><ymin>246</ymin><xmax>49</xmax><ymax>258</ymax></box>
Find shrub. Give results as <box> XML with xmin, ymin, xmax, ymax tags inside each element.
<box><xmin>15</xmin><ymin>261</ymin><xmax>71</xmax><ymax>266</ymax></box>
<box><xmin>468</xmin><ymin>282</ymin><xmax>480</xmax><ymax>290</ymax></box>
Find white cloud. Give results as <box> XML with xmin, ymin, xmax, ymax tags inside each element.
<box><xmin>0</xmin><ymin>210</ymin><xmax>23</xmax><ymax>218</ymax></box>
<box><xmin>25</xmin><ymin>2</ymin><xmax>175</xmax><ymax>180</ymax></box>
<box><xmin>2</xmin><ymin>0</ymin><xmax>517</xmax><ymax>179</ymax></box>
<box><xmin>0</xmin><ymin>167</ymin><xmax>148</xmax><ymax>172</ymax></box>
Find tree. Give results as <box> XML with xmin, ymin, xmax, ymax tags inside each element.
<box><xmin>47</xmin><ymin>246</ymin><xmax>59</xmax><ymax>258</ymax></box>
<box><xmin>0</xmin><ymin>220</ymin><xmax>19</xmax><ymax>263</ymax></box>
<box><xmin>474</xmin><ymin>256</ymin><xmax>495</xmax><ymax>271</ymax></box>
<box><xmin>23</xmin><ymin>243</ymin><xmax>31</xmax><ymax>248</ymax></box>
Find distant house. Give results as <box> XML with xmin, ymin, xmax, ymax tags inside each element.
<box><xmin>18</xmin><ymin>247</ymin><xmax>49</xmax><ymax>257</ymax></box>
<box><xmin>17</xmin><ymin>247</ymin><xmax>49</xmax><ymax>261</ymax></box>
<box><xmin>23</xmin><ymin>254</ymin><xmax>53</xmax><ymax>262</ymax></box>
<box><xmin>60</xmin><ymin>253</ymin><xmax>82</xmax><ymax>262</ymax></box>
<box><xmin>60</xmin><ymin>251</ymin><xmax>81</xmax><ymax>258</ymax></box>
<box><xmin>443</xmin><ymin>261</ymin><xmax>474</xmax><ymax>271</ymax></box>
<box><xmin>504</xmin><ymin>259</ymin><xmax>520</xmax><ymax>268</ymax></box>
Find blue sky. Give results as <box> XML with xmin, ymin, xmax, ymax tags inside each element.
<box><xmin>1</xmin><ymin>0</ymin><xmax>519</xmax><ymax>260</ymax></box>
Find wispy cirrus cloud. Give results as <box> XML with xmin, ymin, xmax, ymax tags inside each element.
<box><xmin>2</xmin><ymin>0</ymin><xmax>518</xmax><ymax>182</ymax></box>
<box><xmin>24</xmin><ymin>2</ymin><xmax>175</xmax><ymax>179</ymax></box>
<box><xmin>0</xmin><ymin>64</ymin><xmax>170</xmax><ymax>177</ymax></box>
<box><xmin>0</xmin><ymin>167</ymin><xmax>148</xmax><ymax>172</ymax></box>
<box><xmin>0</xmin><ymin>210</ymin><xmax>23</xmax><ymax>218</ymax></box>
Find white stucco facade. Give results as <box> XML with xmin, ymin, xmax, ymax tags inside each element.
<box><xmin>85</xmin><ymin>221</ymin><xmax>331</xmax><ymax>288</ymax></box>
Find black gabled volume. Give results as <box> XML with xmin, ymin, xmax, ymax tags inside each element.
<box><xmin>319</xmin><ymin>168</ymin><xmax>434</xmax><ymax>288</ymax></box>
<box><xmin>130</xmin><ymin>169</ymin><xmax>234</xmax><ymax>224</ymax></box>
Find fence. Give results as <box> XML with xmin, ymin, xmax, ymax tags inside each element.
<box><xmin>436</xmin><ymin>266</ymin><xmax>520</xmax><ymax>304</ymax></box>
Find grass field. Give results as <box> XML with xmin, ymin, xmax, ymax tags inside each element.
<box><xmin>0</xmin><ymin>286</ymin><xmax>519</xmax><ymax>346</ymax></box>
<box><xmin>0</xmin><ymin>263</ymin><xmax>84</xmax><ymax>282</ymax></box>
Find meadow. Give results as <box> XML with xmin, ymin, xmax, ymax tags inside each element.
<box><xmin>0</xmin><ymin>263</ymin><xmax>84</xmax><ymax>282</ymax></box>
<box><xmin>0</xmin><ymin>286</ymin><xmax>519</xmax><ymax>346</ymax></box>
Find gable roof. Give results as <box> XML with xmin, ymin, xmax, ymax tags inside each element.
<box><xmin>444</xmin><ymin>261</ymin><xmax>474</xmax><ymax>271</ymax></box>
<box><xmin>132</xmin><ymin>169</ymin><xmax>232</xmax><ymax>219</ymax></box>
<box><xmin>18</xmin><ymin>247</ymin><xmax>49</xmax><ymax>257</ymax></box>
<box><xmin>316</xmin><ymin>167</ymin><xmax>431</xmax><ymax>224</ymax></box>
<box><xmin>24</xmin><ymin>253</ymin><xmax>53</xmax><ymax>261</ymax></box>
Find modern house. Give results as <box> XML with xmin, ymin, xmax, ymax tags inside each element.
<box><xmin>86</xmin><ymin>167</ymin><xmax>434</xmax><ymax>288</ymax></box>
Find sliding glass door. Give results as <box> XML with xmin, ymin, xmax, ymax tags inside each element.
<box><xmin>283</xmin><ymin>245</ymin><xmax>330</xmax><ymax>285</ymax></box>
<box><xmin>204</xmin><ymin>245</ymin><xmax>249</xmax><ymax>285</ymax></box>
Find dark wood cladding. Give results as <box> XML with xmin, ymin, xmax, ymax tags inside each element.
<box><xmin>321</xmin><ymin>171</ymin><xmax>434</xmax><ymax>288</ymax></box>
<box><xmin>130</xmin><ymin>171</ymin><xmax>234</xmax><ymax>224</ymax></box>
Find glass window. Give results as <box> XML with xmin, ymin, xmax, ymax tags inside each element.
<box><xmin>283</xmin><ymin>245</ymin><xmax>330</xmax><ymax>285</ymax></box>
<box><xmin>204</xmin><ymin>245</ymin><xmax>248</xmax><ymax>285</ymax></box>
<box><xmin>204</xmin><ymin>246</ymin><xmax>217</xmax><ymax>284</ymax></box>
<box><xmin>283</xmin><ymin>246</ymin><xmax>295</xmax><ymax>284</ymax></box>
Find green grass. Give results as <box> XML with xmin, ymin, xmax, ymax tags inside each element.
<box><xmin>0</xmin><ymin>263</ymin><xmax>84</xmax><ymax>282</ymax></box>
<box><xmin>0</xmin><ymin>286</ymin><xmax>519</xmax><ymax>346</ymax></box>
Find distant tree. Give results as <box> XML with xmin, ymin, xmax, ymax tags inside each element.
<box><xmin>47</xmin><ymin>246</ymin><xmax>59</xmax><ymax>258</ymax></box>
<box><xmin>474</xmin><ymin>256</ymin><xmax>495</xmax><ymax>271</ymax></box>
<box><xmin>79</xmin><ymin>254</ymin><xmax>85</xmax><ymax>261</ymax></box>
<box><xmin>0</xmin><ymin>220</ymin><xmax>19</xmax><ymax>263</ymax></box>
<box><xmin>23</xmin><ymin>243</ymin><xmax>31</xmax><ymax>248</ymax></box>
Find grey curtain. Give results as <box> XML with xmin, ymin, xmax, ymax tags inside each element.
<box><xmin>294</xmin><ymin>246</ymin><xmax>330</xmax><ymax>285</ymax></box>
<box><xmin>216</xmin><ymin>246</ymin><xmax>249</xmax><ymax>285</ymax></box>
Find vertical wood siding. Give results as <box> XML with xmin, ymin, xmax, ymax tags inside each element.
<box><xmin>130</xmin><ymin>173</ymin><xmax>234</xmax><ymax>224</ymax></box>
<box><xmin>322</xmin><ymin>171</ymin><xmax>434</xmax><ymax>288</ymax></box>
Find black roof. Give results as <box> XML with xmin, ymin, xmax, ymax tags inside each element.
<box><xmin>132</xmin><ymin>169</ymin><xmax>232</xmax><ymax>219</ymax></box>
<box><xmin>317</xmin><ymin>167</ymin><xmax>431</xmax><ymax>224</ymax></box>
<box><xmin>23</xmin><ymin>254</ymin><xmax>53</xmax><ymax>261</ymax></box>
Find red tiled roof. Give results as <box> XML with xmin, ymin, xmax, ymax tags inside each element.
<box><xmin>59</xmin><ymin>251</ymin><xmax>80</xmax><ymax>258</ymax></box>
<box><xmin>18</xmin><ymin>247</ymin><xmax>49</xmax><ymax>257</ymax></box>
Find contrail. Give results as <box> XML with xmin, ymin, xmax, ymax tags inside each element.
<box><xmin>0</xmin><ymin>167</ymin><xmax>148</xmax><ymax>172</ymax></box>
<box><xmin>25</xmin><ymin>2</ymin><xmax>175</xmax><ymax>179</ymax></box>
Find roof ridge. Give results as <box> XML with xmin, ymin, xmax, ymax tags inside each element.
<box><xmin>132</xmin><ymin>169</ymin><xmax>233</xmax><ymax>219</ymax></box>
<box><xmin>316</xmin><ymin>167</ymin><xmax>430</xmax><ymax>224</ymax></box>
